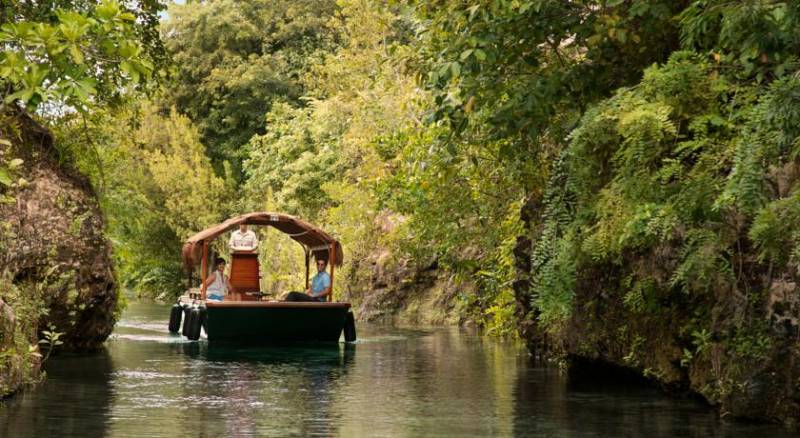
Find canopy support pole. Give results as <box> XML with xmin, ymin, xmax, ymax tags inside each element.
<box><xmin>329</xmin><ymin>243</ymin><xmax>336</xmax><ymax>302</ymax></box>
<box><xmin>201</xmin><ymin>241</ymin><xmax>208</xmax><ymax>300</ymax></box>
<box><xmin>304</xmin><ymin>246</ymin><xmax>310</xmax><ymax>291</ymax></box>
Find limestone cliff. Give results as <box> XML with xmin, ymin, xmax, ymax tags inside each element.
<box><xmin>514</xmin><ymin>197</ymin><xmax>800</xmax><ymax>428</ymax></box>
<box><xmin>0</xmin><ymin>109</ymin><xmax>118</xmax><ymax>396</ymax></box>
<box><xmin>349</xmin><ymin>251</ymin><xmax>471</xmax><ymax>326</ymax></box>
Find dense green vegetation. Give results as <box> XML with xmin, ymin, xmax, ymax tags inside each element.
<box><xmin>0</xmin><ymin>0</ymin><xmax>165</xmax><ymax>395</ymax></box>
<box><xmin>529</xmin><ymin>3</ymin><xmax>800</xmax><ymax>332</ymax></box>
<box><xmin>2</xmin><ymin>0</ymin><xmax>799</xmax><ymax>421</ymax></box>
<box><xmin>33</xmin><ymin>0</ymin><xmax>798</xmax><ymax>330</ymax></box>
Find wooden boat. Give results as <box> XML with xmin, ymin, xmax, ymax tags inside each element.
<box><xmin>174</xmin><ymin>212</ymin><xmax>356</xmax><ymax>344</ymax></box>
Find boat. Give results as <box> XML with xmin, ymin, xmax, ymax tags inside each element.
<box><xmin>170</xmin><ymin>212</ymin><xmax>357</xmax><ymax>344</ymax></box>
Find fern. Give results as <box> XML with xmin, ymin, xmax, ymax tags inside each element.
<box><xmin>670</xmin><ymin>229</ymin><xmax>733</xmax><ymax>294</ymax></box>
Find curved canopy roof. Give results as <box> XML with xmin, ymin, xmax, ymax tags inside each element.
<box><xmin>182</xmin><ymin>212</ymin><xmax>343</xmax><ymax>269</ymax></box>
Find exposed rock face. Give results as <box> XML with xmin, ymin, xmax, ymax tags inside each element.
<box><xmin>558</xmin><ymin>268</ymin><xmax>799</xmax><ymax>426</ymax></box>
<box><xmin>514</xmin><ymin>202</ymin><xmax>800</xmax><ymax>426</ymax></box>
<box><xmin>340</xmin><ymin>213</ymin><xmax>472</xmax><ymax>325</ymax></box>
<box><xmin>350</xmin><ymin>249</ymin><xmax>470</xmax><ymax>325</ymax></box>
<box><xmin>0</xmin><ymin>110</ymin><xmax>118</xmax><ymax>352</ymax></box>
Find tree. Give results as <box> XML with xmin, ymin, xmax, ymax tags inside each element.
<box><xmin>54</xmin><ymin>103</ymin><xmax>230</xmax><ymax>297</ymax></box>
<box><xmin>160</xmin><ymin>0</ymin><xmax>339</xmax><ymax>178</ymax></box>
<box><xmin>413</xmin><ymin>0</ymin><xmax>689</xmax><ymax>156</ymax></box>
<box><xmin>0</xmin><ymin>0</ymin><xmax>165</xmax><ymax>111</ymax></box>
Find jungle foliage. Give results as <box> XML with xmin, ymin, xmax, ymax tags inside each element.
<box><xmin>160</xmin><ymin>0</ymin><xmax>339</xmax><ymax>177</ymax></box>
<box><xmin>6</xmin><ymin>0</ymin><xmax>800</xmax><ymax>348</ymax></box>
<box><xmin>531</xmin><ymin>1</ymin><xmax>800</xmax><ymax>330</ymax></box>
<box><xmin>1</xmin><ymin>0</ymin><xmax>798</xmax><ymax>423</ymax></box>
<box><xmin>0</xmin><ymin>0</ymin><xmax>165</xmax><ymax>395</ymax></box>
<box><xmin>0</xmin><ymin>0</ymin><xmax>165</xmax><ymax>110</ymax></box>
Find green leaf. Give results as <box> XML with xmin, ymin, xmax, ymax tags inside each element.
<box><xmin>120</xmin><ymin>60</ymin><xmax>140</xmax><ymax>82</ymax></box>
<box><xmin>69</xmin><ymin>44</ymin><xmax>84</xmax><ymax>64</ymax></box>
<box><xmin>437</xmin><ymin>62</ymin><xmax>451</xmax><ymax>78</ymax></box>
<box><xmin>450</xmin><ymin>61</ymin><xmax>461</xmax><ymax>77</ymax></box>
<box><xmin>616</xmin><ymin>29</ymin><xmax>627</xmax><ymax>43</ymax></box>
<box><xmin>24</xmin><ymin>64</ymin><xmax>50</xmax><ymax>88</ymax></box>
<box><xmin>4</xmin><ymin>87</ymin><xmax>35</xmax><ymax>104</ymax></box>
<box><xmin>74</xmin><ymin>77</ymin><xmax>97</xmax><ymax>97</ymax></box>
<box><xmin>0</xmin><ymin>168</ymin><xmax>12</xmax><ymax>186</ymax></box>
<box><xmin>118</xmin><ymin>41</ymin><xmax>140</xmax><ymax>58</ymax></box>
<box><xmin>467</xmin><ymin>5</ymin><xmax>480</xmax><ymax>21</ymax></box>
<box><xmin>96</xmin><ymin>0</ymin><xmax>121</xmax><ymax>21</ymax></box>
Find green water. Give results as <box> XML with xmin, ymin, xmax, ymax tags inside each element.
<box><xmin>0</xmin><ymin>302</ymin><xmax>793</xmax><ymax>437</ymax></box>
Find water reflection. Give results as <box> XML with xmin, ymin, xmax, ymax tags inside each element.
<box><xmin>101</xmin><ymin>334</ymin><xmax>357</xmax><ymax>437</ymax></box>
<box><xmin>0</xmin><ymin>302</ymin><xmax>795</xmax><ymax>437</ymax></box>
<box><xmin>0</xmin><ymin>349</ymin><xmax>113</xmax><ymax>437</ymax></box>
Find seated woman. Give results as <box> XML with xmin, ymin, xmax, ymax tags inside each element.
<box><xmin>202</xmin><ymin>257</ymin><xmax>233</xmax><ymax>301</ymax></box>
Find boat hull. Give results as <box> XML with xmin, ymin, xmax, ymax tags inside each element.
<box><xmin>204</xmin><ymin>301</ymin><xmax>351</xmax><ymax>343</ymax></box>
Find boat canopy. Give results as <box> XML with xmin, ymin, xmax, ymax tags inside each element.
<box><xmin>182</xmin><ymin>212</ymin><xmax>344</xmax><ymax>269</ymax></box>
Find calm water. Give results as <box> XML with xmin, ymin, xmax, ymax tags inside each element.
<box><xmin>0</xmin><ymin>302</ymin><xmax>793</xmax><ymax>437</ymax></box>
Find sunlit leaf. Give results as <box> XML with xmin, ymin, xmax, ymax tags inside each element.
<box><xmin>0</xmin><ymin>168</ymin><xmax>12</xmax><ymax>186</ymax></box>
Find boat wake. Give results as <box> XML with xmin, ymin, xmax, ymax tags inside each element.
<box><xmin>110</xmin><ymin>333</ymin><xmax>204</xmax><ymax>343</ymax></box>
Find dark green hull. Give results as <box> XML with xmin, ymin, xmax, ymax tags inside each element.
<box><xmin>205</xmin><ymin>302</ymin><xmax>351</xmax><ymax>343</ymax></box>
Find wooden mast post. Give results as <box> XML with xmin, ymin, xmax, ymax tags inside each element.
<box><xmin>329</xmin><ymin>243</ymin><xmax>336</xmax><ymax>302</ymax></box>
<box><xmin>304</xmin><ymin>246</ymin><xmax>310</xmax><ymax>291</ymax></box>
<box><xmin>201</xmin><ymin>241</ymin><xmax>208</xmax><ymax>300</ymax></box>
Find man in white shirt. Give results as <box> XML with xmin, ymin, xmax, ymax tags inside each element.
<box><xmin>229</xmin><ymin>224</ymin><xmax>259</xmax><ymax>252</ymax></box>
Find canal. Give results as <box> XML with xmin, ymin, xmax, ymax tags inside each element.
<box><xmin>0</xmin><ymin>302</ymin><xmax>792</xmax><ymax>437</ymax></box>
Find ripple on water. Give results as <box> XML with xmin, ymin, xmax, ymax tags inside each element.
<box><xmin>115</xmin><ymin>320</ymin><xmax>171</xmax><ymax>332</ymax></box>
<box><xmin>346</xmin><ymin>334</ymin><xmax>406</xmax><ymax>343</ymax></box>
<box><xmin>110</xmin><ymin>333</ymin><xmax>203</xmax><ymax>343</ymax></box>
<box><xmin>113</xmin><ymin>370</ymin><xmax>179</xmax><ymax>380</ymax></box>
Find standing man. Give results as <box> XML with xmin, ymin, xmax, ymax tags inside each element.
<box><xmin>229</xmin><ymin>224</ymin><xmax>259</xmax><ymax>252</ymax></box>
<box><xmin>307</xmin><ymin>258</ymin><xmax>331</xmax><ymax>302</ymax></box>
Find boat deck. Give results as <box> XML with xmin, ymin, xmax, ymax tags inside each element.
<box><xmin>179</xmin><ymin>291</ymin><xmax>350</xmax><ymax>309</ymax></box>
<box><xmin>207</xmin><ymin>300</ymin><xmax>351</xmax><ymax>308</ymax></box>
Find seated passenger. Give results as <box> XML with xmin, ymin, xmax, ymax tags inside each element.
<box><xmin>284</xmin><ymin>258</ymin><xmax>332</xmax><ymax>302</ymax></box>
<box><xmin>203</xmin><ymin>257</ymin><xmax>233</xmax><ymax>301</ymax></box>
<box><xmin>229</xmin><ymin>224</ymin><xmax>259</xmax><ymax>252</ymax></box>
<box><xmin>308</xmin><ymin>258</ymin><xmax>332</xmax><ymax>302</ymax></box>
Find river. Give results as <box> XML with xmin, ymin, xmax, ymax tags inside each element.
<box><xmin>0</xmin><ymin>302</ymin><xmax>793</xmax><ymax>437</ymax></box>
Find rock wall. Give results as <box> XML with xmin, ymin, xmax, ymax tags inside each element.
<box><xmin>564</xmin><ymin>266</ymin><xmax>798</xmax><ymax>425</ymax></box>
<box><xmin>0</xmin><ymin>109</ymin><xmax>118</xmax><ymax>396</ymax></box>
<box><xmin>347</xmin><ymin>248</ymin><xmax>472</xmax><ymax>326</ymax></box>
<box><xmin>515</xmin><ymin>199</ymin><xmax>800</xmax><ymax>427</ymax></box>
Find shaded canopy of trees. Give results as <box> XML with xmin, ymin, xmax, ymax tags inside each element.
<box><xmin>2</xmin><ymin>0</ymin><xmax>799</xmax><ymax>422</ymax></box>
<box><xmin>5</xmin><ymin>0</ymin><xmax>799</xmax><ymax>343</ymax></box>
<box><xmin>161</xmin><ymin>0</ymin><xmax>339</xmax><ymax>177</ymax></box>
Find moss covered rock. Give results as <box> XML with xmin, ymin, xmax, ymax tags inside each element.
<box><xmin>347</xmin><ymin>247</ymin><xmax>471</xmax><ymax>326</ymax></box>
<box><xmin>0</xmin><ymin>109</ymin><xmax>118</xmax><ymax>396</ymax></box>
